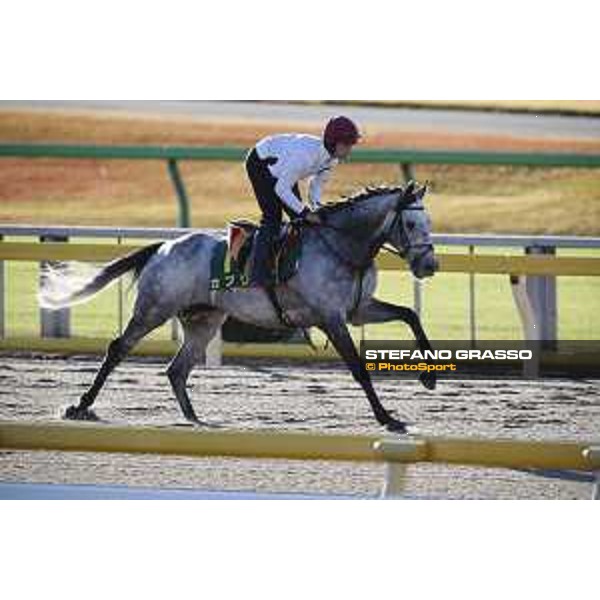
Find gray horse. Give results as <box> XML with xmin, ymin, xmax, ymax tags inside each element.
<box><xmin>40</xmin><ymin>181</ymin><xmax>438</xmax><ymax>432</ymax></box>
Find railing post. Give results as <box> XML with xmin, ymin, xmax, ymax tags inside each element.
<box><xmin>167</xmin><ymin>159</ymin><xmax>191</xmax><ymax>228</ymax></box>
<box><xmin>469</xmin><ymin>244</ymin><xmax>476</xmax><ymax>347</ymax></box>
<box><xmin>525</xmin><ymin>245</ymin><xmax>557</xmax><ymax>350</ymax></box>
<box><xmin>400</xmin><ymin>162</ymin><xmax>415</xmax><ymax>183</ymax></box>
<box><xmin>373</xmin><ymin>438</ymin><xmax>424</xmax><ymax>498</ymax></box>
<box><xmin>583</xmin><ymin>447</ymin><xmax>600</xmax><ymax>500</ymax></box>
<box><xmin>510</xmin><ymin>274</ymin><xmax>541</xmax><ymax>378</ymax></box>
<box><xmin>40</xmin><ymin>235</ymin><xmax>70</xmax><ymax>338</ymax></box>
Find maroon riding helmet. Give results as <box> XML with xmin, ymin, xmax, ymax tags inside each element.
<box><xmin>323</xmin><ymin>116</ymin><xmax>361</xmax><ymax>154</ymax></box>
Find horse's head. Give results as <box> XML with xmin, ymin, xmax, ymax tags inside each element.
<box><xmin>386</xmin><ymin>182</ymin><xmax>438</xmax><ymax>279</ymax></box>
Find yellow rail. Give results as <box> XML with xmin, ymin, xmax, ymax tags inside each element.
<box><xmin>0</xmin><ymin>336</ymin><xmax>339</xmax><ymax>359</ymax></box>
<box><xmin>0</xmin><ymin>241</ymin><xmax>143</xmax><ymax>262</ymax></box>
<box><xmin>377</xmin><ymin>250</ymin><xmax>600</xmax><ymax>276</ymax></box>
<box><xmin>1</xmin><ymin>241</ymin><xmax>600</xmax><ymax>276</ymax></box>
<box><xmin>1</xmin><ymin>336</ymin><xmax>599</xmax><ymax>368</ymax></box>
<box><xmin>1</xmin><ymin>420</ymin><xmax>598</xmax><ymax>471</ymax></box>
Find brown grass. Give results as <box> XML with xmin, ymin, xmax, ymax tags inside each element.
<box><xmin>0</xmin><ymin>109</ymin><xmax>599</xmax><ymax>234</ymax></box>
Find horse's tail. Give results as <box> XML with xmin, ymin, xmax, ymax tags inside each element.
<box><xmin>39</xmin><ymin>242</ymin><xmax>163</xmax><ymax>309</ymax></box>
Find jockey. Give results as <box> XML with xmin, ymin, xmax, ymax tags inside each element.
<box><xmin>245</xmin><ymin>115</ymin><xmax>361</xmax><ymax>287</ymax></box>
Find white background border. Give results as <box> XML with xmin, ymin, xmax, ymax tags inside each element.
<box><xmin>2</xmin><ymin>1</ymin><xmax>598</xmax><ymax>598</ymax></box>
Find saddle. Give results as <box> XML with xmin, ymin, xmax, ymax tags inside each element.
<box><xmin>209</xmin><ymin>219</ymin><xmax>302</xmax><ymax>291</ymax></box>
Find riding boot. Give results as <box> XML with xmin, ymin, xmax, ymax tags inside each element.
<box><xmin>250</xmin><ymin>224</ymin><xmax>277</xmax><ymax>287</ymax></box>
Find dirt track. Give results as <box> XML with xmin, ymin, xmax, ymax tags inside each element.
<box><xmin>1</xmin><ymin>354</ymin><xmax>599</xmax><ymax>499</ymax></box>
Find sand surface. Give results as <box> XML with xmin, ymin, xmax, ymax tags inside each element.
<box><xmin>1</xmin><ymin>355</ymin><xmax>598</xmax><ymax>499</ymax></box>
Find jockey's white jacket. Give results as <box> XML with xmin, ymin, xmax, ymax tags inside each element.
<box><xmin>256</xmin><ymin>133</ymin><xmax>338</xmax><ymax>214</ymax></box>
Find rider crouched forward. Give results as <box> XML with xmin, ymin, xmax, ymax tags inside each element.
<box><xmin>245</xmin><ymin>115</ymin><xmax>361</xmax><ymax>287</ymax></box>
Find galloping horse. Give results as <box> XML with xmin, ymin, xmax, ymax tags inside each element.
<box><xmin>40</xmin><ymin>182</ymin><xmax>439</xmax><ymax>432</ymax></box>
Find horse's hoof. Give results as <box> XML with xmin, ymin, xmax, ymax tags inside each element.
<box><xmin>63</xmin><ymin>405</ymin><xmax>99</xmax><ymax>421</ymax></box>
<box><xmin>385</xmin><ymin>419</ymin><xmax>409</xmax><ymax>434</ymax></box>
<box><xmin>419</xmin><ymin>371</ymin><xmax>437</xmax><ymax>390</ymax></box>
<box><xmin>190</xmin><ymin>419</ymin><xmax>219</xmax><ymax>428</ymax></box>
<box><xmin>183</xmin><ymin>413</ymin><xmax>201</xmax><ymax>425</ymax></box>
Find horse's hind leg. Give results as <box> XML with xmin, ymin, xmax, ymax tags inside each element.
<box><xmin>167</xmin><ymin>308</ymin><xmax>226</xmax><ymax>424</ymax></box>
<box><xmin>64</xmin><ymin>310</ymin><xmax>169</xmax><ymax>421</ymax></box>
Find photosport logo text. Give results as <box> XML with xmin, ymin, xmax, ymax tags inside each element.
<box><xmin>359</xmin><ymin>340</ymin><xmax>600</xmax><ymax>381</ymax></box>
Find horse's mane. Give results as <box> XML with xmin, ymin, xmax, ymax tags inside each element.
<box><xmin>318</xmin><ymin>184</ymin><xmax>404</xmax><ymax>214</ymax></box>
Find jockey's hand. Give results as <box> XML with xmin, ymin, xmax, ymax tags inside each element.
<box><xmin>299</xmin><ymin>208</ymin><xmax>322</xmax><ymax>226</ymax></box>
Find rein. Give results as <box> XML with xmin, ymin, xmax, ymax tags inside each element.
<box><xmin>312</xmin><ymin>196</ymin><xmax>427</xmax><ymax>270</ymax></box>
<box><xmin>302</xmin><ymin>195</ymin><xmax>427</xmax><ymax>319</ymax></box>
<box><xmin>274</xmin><ymin>189</ymin><xmax>432</xmax><ymax>332</ymax></box>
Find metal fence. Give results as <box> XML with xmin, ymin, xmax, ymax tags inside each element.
<box><xmin>0</xmin><ymin>421</ymin><xmax>600</xmax><ymax>499</ymax></box>
<box><xmin>1</xmin><ymin>420</ymin><xmax>599</xmax><ymax>498</ymax></box>
<box><xmin>1</xmin><ymin>225</ymin><xmax>599</xmax><ymax>362</ymax></box>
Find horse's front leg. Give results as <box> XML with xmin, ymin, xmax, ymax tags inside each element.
<box><xmin>318</xmin><ymin>314</ymin><xmax>408</xmax><ymax>433</ymax></box>
<box><xmin>351</xmin><ymin>298</ymin><xmax>437</xmax><ymax>390</ymax></box>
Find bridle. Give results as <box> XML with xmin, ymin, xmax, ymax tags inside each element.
<box><xmin>381</xmin><ymin>200</ymin><xmax>434</xmax><ymax>263</ymax></box>
<box><xmin>308</xmin><ymin>191</ymin><xmax>432</xmax><ymax>272</ymax></box>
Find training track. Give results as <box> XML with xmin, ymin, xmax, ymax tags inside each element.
<box><xmin>0</xmin><ymin>355</ymin><xmax>598</xmax><ymax>498</ymax></box>
<box><xmin>3</xmin><ymin>100</ymin><xmax>600</xmax><ymax>140</ymax></box>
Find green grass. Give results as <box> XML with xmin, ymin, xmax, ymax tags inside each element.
<box><xmin>373</xmin><ymin>246</ymin><xmax>600</xmax><ymax>341</ymax></box>
<box><xmin>4</xmin><ymin>241</ymin><xmax>599</xmax><ymax>346</ymax></box>
<box><xmin>4</xmin><ymin>237</ymin><xmax>174</xmax><ymax>342</ymax></box>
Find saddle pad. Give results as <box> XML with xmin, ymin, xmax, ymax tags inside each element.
<box><xmin>209</xmin><ymin>224</ymin><xmax>303</xmax><ymax>291</ymax></box>
<box><xmin>209</xmin><ymin>239</ymin><xmax>250</xmax><ymax>290</ymax></box>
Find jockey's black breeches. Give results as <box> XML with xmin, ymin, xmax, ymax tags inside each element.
<box><xmin>245</xmin><ymin>147</ymin><xmax>302</xmax><ymax>284</ymax></box>
<box><xmin>245</xmin><ymin>148</ymin><xmax>302</xmax><ymax>231</ymax></box>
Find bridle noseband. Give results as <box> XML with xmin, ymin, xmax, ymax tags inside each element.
<box><xmin>382</xmin><ymin>196</ymin><xmax>434</xmax><ymax>262</ymax></box>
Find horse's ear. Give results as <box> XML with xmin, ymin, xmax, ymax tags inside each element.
<box><xmin>416</xmin><ymin>184</ymin><xmax>428</xmax><ymax>199</ymax></box>
<box><xmin>404</xmin><ymin>181</ymin><xmax>416</xmax><ymax>196</ymax></box>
